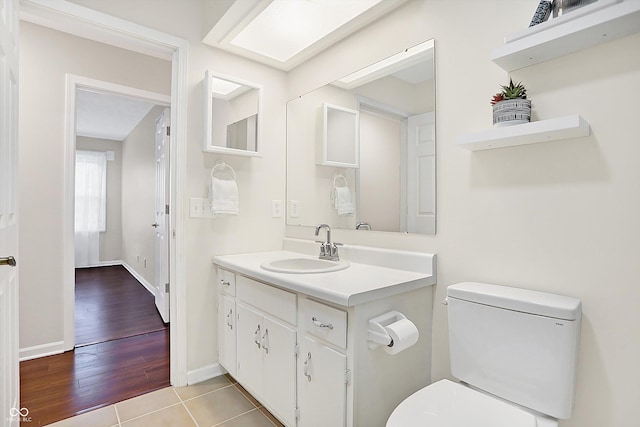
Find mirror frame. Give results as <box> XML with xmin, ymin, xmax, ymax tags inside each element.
<box><xmin>203</xmin><ymin>70</ymin><xmax>263</xmax><ymax>157</ymax></box>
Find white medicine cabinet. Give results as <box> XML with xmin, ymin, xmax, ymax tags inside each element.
<box><xmin>317</xmin><ymin>103</ymin><xmax>360</xmax><ymax>168</ymax></box>
<box><xmin>203</xmin><ymin>70</ymin><xmax>263</xmax><ymax>157</ymax></box>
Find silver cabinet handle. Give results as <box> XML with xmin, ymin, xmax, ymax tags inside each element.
<box><xmin>220</xmin><ymin>279</ymin><xmax>231</xmax><ymax>287</ymax></box>
<box><xmin>0</xmin><ymin>256</ymin><xmax>16</xmax><ymax>267</ymax></box>
<box><xmin>312</xmin><ymin>316</ymin><xmax>334</xmax><ymax>330</ymax></box>
<box><xmin>151</xmin><ymin>222</ymin><xmax>159</xmax><ymax>228</ymax></box>
<box><xmin>303</xmin><ymin>352</ymin><xmax>312</xmax><ymax>382</ymax></box>
<box><xmin>254</xmin><ymin>324</ymin><xmax>261</xmax><ymax>349</ymax></box>
<box><xmin>226</xmin><ymin>309</ymin><xmax>233</xmax><ymax>330</ymax></box>
<box><xmin>262</xmin><ymin>329</ymin><xmax>269</xmax><ymax>354</ymax></box>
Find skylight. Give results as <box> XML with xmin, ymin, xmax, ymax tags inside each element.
<box><xmin>230</xmin><ymin>0</ymin><xmax>383</xmax><ymax>62</ymax></box>
<box><xmin>203</xmin><ymin>0</ymin><xmax>408</xmax><ymax>70</ymax></box>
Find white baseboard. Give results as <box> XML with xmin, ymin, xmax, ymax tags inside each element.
<box><xmin>121</xmin><ymin>261</ymin><xmax>155</xmax><ymax>296</ymax></box>
<box><xmin>187</xmin><ymin>363</ymin><xmax>227</xmax><ymax>385</ymax></box>
<box><xmin>19</xmin><ymin>341</ymin><xmax>67</xmax><ymax>361</ymax></box>
<box><xmin>75</xmin><ymin>259</ymin><xmax>123</xmax><ymax>268</ymax></box>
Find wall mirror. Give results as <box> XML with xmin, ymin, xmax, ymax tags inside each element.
<box><xmin>203</xmin><ymin>70</ymin><xmax>263</xmax><ymax>156</ymax></box>
<box><xmin>286</xmin><ymin>39</ymin><xmax>436</xmax><ymax>234</ymax></box>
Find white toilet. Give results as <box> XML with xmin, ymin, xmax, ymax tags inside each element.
<box><xmin>387</xmin><ymin>282</ymin><xmax>582</xmax><ymax>427</ymax></box>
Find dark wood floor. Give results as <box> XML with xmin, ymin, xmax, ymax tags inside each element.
<box><xmin>75</xmin><ymin>265</ymin><xmax>167</xmax><ymax>346</ymax></box>
<box><xmin>20</xmin><ymin>330</ymin><xmax>170</xmax><ymax>426</ymax></box>
<box><xmin>20</xmin><ymin>265</ymin><xmax>170</xmax><ymax>426</ymax></box>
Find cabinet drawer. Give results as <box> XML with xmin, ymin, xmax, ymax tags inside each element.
<box><xmin>302</xmin><ymin>299</ymin><xmax>347</xmax><ymax>349</ymax></box>
<box><xmin>217</xmin><ymin>268</ymin><xmax>236</xmax><ymax>296</ymax></box>
<box><xmin>236</xmin><ymin>276</ymin><xmax>296</xmax><ymax>325</ymax></box>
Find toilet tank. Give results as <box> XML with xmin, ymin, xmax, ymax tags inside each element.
<box><xmin>447</xmin><ymin>282</ymin><xmax>581</xmax><ymax>420</ymax></box>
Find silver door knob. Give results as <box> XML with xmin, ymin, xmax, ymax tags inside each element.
<box><xmin>0</xmin><ymin>256</ymin><xmax>16</xmax><ymax>267</ymax></box>
<box><xmin>151</xmin><ymin>223</ymin><xmax>159</xmax><ymax>228</ymax></box>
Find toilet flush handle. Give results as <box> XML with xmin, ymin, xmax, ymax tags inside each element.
<box><xmin>442</xmin><ymin>297</ymin><xmax>448</xmax><ymax>306</ymax></box>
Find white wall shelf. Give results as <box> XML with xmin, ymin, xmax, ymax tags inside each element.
<box><xmin>492</xmin><ymin>0</ymin><xmax>640</xmax><ymax>72</ymax></box>
<box><xmin>456</xmin><ymin>114</ymin><xmax>590</xmax><ymax>151</ymax></box>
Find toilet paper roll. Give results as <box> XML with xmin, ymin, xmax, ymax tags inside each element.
<box><xmin>384</xmin><ymin>318</ymin><xmax>419</xmax><ymax>355</ymax></box>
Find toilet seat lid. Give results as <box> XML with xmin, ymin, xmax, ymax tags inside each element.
<box><xmin>386</xmin><ymin>379</ymin><xmax>539</xmax><ymax>427</ymax></box>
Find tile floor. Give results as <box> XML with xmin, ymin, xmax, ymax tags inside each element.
<box><xmin>47</xmin><ymin>375</ymin><xmax>285</xmax><ymax>427</ymax></box>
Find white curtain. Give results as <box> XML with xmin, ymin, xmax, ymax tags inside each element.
<box><xmin>75</xmin><ymin>150</ymin><xmax>107</xmax><ymax>267</ymax></box>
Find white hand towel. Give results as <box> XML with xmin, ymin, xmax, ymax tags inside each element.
<box><xmin>334</xmin><ymin>186</ymin><xmax>354</xmax><ymax>216</ymax></box>
<box><xmin>209</xmin><ymin>176</ymin><xmax>239</xmax><ymax>216</ymax></box>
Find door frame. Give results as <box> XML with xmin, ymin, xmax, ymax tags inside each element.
<box><xmin>21</xmin><ymin>0</ymin><xmax>189</xmax><ymax>386</ymax></box>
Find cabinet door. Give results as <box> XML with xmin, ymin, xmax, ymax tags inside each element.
<box><xmin>218</xmin><ymin>294</ymin><xmax>237</xmax><ymax>376</ymax></box>
<box><xmin>236</xmin><ymin>302</ymin><xmax>264</xmax><ymax>396</ymax></box>
<box><xmin>262</xmin><ymin>315</ymin><xmax>297</xmax><ymax>427</ymax></box>
<box><xmin>299</xmin><ymin>336</ymin><xmax>347</xmax><ymax>427</ymax></box>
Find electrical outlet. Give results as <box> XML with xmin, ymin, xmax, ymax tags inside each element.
<box><xmin>290</xmin><ymin>200</ymin><xmax>300</xmax><ymax>218</ymax></box>
<box><xmin>272</xmin><ymin>200</ymin><xmax>282</xmax><ymax>218</ymax></box>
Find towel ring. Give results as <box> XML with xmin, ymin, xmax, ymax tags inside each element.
<box><xmin>211</xmin><ymin>161</ymin><xmax>236</xmax><ymax>180</ymax></box>
<box><xmin>333</xmin><ymin>173</ymin><xmax>348</xmax><ymax>188</ymax></box>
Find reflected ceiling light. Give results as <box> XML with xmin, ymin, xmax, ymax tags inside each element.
<box><xmin>230</xmin><ymin>0</ymin><xmax>383</xmax><ymax>63</ymax></box>
<box><xmin>211</xmin><ymin>77</ymin><xmax>242</xmax><ymax>97</ymax></box>
<box><xmin>333</xmin><ymin>39</ymin><xmax>434</xmax><ymax>90</ymax></box>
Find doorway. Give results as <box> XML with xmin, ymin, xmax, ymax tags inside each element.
<box><xmin>72</xmin><ymin>84</ymin><xmax>170</xmax><ymax>346</ymax></box>
<box><xmin>69</xmin><ymin>77</ymin><xmax>171</xmax><ymax>348</ymax></box>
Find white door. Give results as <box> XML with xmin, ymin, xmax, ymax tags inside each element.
<box><xmin>0</xmin><ymin>0</ymin><xmax>20</xmax><ymax>425</ymax></box>
<box><xmin>154</xmin><ymin>108</ymin><xmax>170</xmax><ymax>322</ymax></box>
<box><xmin>262</xmin><ymin>315</ymin><xmax>296</xmax><ymax>427</ymax></box>
<box><xmin>299</xmin><ymin>336</ymin><xmax>347</xmax><ymax>427</ymax></box>
<box><xmin>406</xmin><ymin>112</ymin><xmax>436</xmax><ymax>234</ymax></box>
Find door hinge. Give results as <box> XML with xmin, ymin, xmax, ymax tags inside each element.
<box><xmin>344</xmin><ymin>369</ymin><xmax>351</xmax><ymax>385</ymax></box>
<box><xmin>166</xmin><ymin>125</ymin><xmax>171</xmax><ymax>136</ymax></box>
<box><xmin>165</xmin><ymin>283</ymin><xmax>170</xmax><ymax>293</ymax></box>
<box><xmin>294</xmin><ymin>343</ymin><xmax>299</xmax><ymax>357</ymax></box>
<box><xmin>165</xmin><ymin>204</ymin><xmax>170</xmax><ymax>215</ymax></box>
<box><xmin>295</xmin><ymin>407</ymin><xmax>300</xmax><ymax>421</ymax></box>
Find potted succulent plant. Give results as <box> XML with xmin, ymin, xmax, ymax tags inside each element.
<box><xmin>491</xmin><ymin>79</ymin><xmax>531</xmax><ymax>127</ymax></box>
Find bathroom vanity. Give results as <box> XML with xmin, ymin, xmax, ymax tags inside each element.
<box><xmin>213</xmin><ymin>239</ymin><xmax>436</xmax><ymax>427</ymax></box>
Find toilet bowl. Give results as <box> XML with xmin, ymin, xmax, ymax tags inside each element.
<box><xmin>386</xmin><ymin>379</ymin><xmax>558</xmax><ymax>427</ymax></box>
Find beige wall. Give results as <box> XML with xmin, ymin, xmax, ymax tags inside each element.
<box><xmin>121</xmin><ymin>105</ymin><xmax>167</xmax><ymax>286</ymax></box>
<box><xmin>287</xmin><ymin>1</ymin><xmax>640</xmax><ymax>426</ymax></box>
<box><xmin>18</xmin><ymin>21</ymin><xmax>171</xmax><ymax>350</ymax></box>
<box><xmin>19</xmin><ymin>1</ymin><xmax>640</xmax><ymax>425</ymax></box>
<box><xmin>75</xmin><ymin>137</ymin><xmax>123</xmax><ymax>263</ymax></box>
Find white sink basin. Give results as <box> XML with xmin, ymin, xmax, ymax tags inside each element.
<box><xmin>261</xmin><ymin>257</ymin><xmax>350</xmax><ymax>274</ymax></box>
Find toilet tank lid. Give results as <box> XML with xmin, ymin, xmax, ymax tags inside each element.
<box><xmin>447</xmin><ymin>282</ymin><xmax>581</xmax><ymax>321</ymax></box>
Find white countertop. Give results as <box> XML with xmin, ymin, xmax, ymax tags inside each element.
<box><xmin>213</xmin><ymin>249</ymin><xmax>436</xmax><ymax>307</ymax></box>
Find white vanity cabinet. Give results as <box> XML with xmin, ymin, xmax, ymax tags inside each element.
<box><xmin>214</xmin><ymin>247</ymin><xmax>436</xmax><ymax>427</ymax></box>
<box><xmin>235</xmin><ymin>275</ymin><xmax>297</xmax><ymax>427</ymax></box>
<box><xmin>298</xmin><ymin>298</ymin><xmax>348</xmax><ymax>427</ymax></box>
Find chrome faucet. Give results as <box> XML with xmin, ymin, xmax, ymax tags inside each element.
<box><xmin>314</xmin><ymin>223</ymin><xmax>340</xmax><ymax>261</ymax></box>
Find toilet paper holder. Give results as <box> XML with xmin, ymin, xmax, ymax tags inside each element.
<box><xmin>368</xmin><ymin>311</ymin><xmax>406</xmax><ymax>350</ymax></box>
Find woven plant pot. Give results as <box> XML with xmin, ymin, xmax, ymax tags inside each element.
<box><xmin>492</xmin><ymin>98</ymin><xmax>531</xmax><ymax>127</ymax></box>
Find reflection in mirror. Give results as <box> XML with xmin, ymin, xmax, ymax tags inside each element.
<box><xmin>203</xmin><ymin>70</ymin><xmax>262</xmax><ymax>156</ymax></box>
<box><xmin>287</xmin><ymin>39</ymin><xmax>435</xmax><ymax>234</ymax></box>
